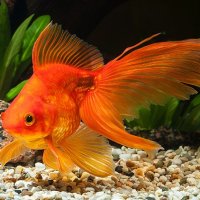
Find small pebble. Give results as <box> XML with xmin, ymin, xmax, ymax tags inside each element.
<box><xmin>21</xmin><ymin>190</ymin><xmax>33</xmax><ymax>196</ymax></box>
<box><xmin>187</xmin><ymin>177</ymin><xmax>197</xmax><ymax>186</ymax></box>
<box><xmin>49</xmin><ymin>171</ymin><xmax>60</xmax><ymax>180</ymax></box>
<box><xmin>172</xmin><ymin>158</ymin><xmax>182</xmax><ymax>165</ymax></box>
<box><xmin>119</xmin><ymin>153</ymin><xmax>132</xmax><ymax>161</ymax></box>
<box><xmin>115</xmin><ymin>166</ymin><xmax>123</xmax><ymax>173</ymax></box>
<box><xmin>15</xmin><ymin>166</ymin><xmax>23</xmax><ymax>174</ymax></box>
<box><xmin>35</xmin><ymin>162</ymin><xmax>45</xmax><ymax>171</ymax></box>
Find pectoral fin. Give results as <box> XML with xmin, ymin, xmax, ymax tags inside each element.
<box><xmin>0</xmin><ymin>139</ymin><xmax>27</xmax><ymax>167</ymax></box>
<box><xmin>60</xmin><ymin>124</ymin><xmax>115</xmax><ymax>177</ymax></box>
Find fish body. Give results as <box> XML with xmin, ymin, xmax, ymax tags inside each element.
<box><xmin>1</xmin><ymin>23</ymin><xmax>200</xmax><ymax>177</ymax></box>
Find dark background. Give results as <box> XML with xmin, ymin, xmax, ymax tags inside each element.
<box><xmin>7</xmin><ymin>0</ymin><xmax>200</xmax><ymax>62</ymax></box>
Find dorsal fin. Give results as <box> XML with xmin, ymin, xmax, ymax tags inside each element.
<box><xmin>32</xmin><ymin>23</ymin><xmax>104</xmax><ymax>71</ymax></box>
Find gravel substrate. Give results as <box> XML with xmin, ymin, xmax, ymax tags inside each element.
<box><xmin>0</xmin><ymin>146</ymin><xmax>199</xmax><ymax>200</ymax></box>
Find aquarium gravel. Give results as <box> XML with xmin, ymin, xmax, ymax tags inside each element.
<box><xmin>0</xmin><ymin>145</ymin><xmax>199</xmax><ymax>200</ymax></box>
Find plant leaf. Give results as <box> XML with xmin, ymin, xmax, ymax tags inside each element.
<box><xmin>0</xmin><ymin>14</ymin><xmax>34</xmax><ymax>98</ymax></box>
<box><xmin>5</xmin><ymin>80</ymin><xmax>27</xmax><ymax>101</ymax></box>
<box><xmin>0</xmin><ymin>0</ymin><xmax>10</xmax><ymax>67</ymax></box>
<box><xmin>163</xmin><ymin>98</ymin><xmax>179</xmax><ymax>127</ymax></box>
<box><xmin>21</xmin><ymin>15</ymin><xmax>50</xmax><ymax>62</ymax></box>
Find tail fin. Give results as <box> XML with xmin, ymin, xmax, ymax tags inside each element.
<box><xmin>80</xmin><ymin>38</ymin><xmax>200</xmax><ymax>151</ymax></box>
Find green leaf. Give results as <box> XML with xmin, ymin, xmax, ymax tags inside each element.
<box><xmin>163</xmin><ymin>98</ymin><xmax>179</xmax><ymax>127</ymax></box>
<box><xmin>0</xmin><ymin>0</ymin><xmax>10</xmax><ymax>66</ymax></box>
<box><xmin>21</xmin><ymin>15</ymin><xmax>50</xmax><ymax>62</ymax></box>
<box><xmin>3</xmin><ymin>14</ymin><xmax>34</xmax><ymax>72</ymax></box>
<box><xmin>0</xmin><ymin>14</ymin><xmax>34</xmax><ymax>98</ymax></box>
<box><xmin>5</xmin><ymin>80</ymin><xmax>27</xmax><ymax>101</ymax></box>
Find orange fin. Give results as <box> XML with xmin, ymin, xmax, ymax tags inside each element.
<box><xmin>60</xmin><ymin>124</ymin><xmax>115</xmax><ymax>177</ymax></box>
<box><xmin>43</xmin><ymin>138</ymin><xmax>74</xmax><ymax>174</ymax></box>
<box><xmin>80</xmin><ymin>92</ymin><xmax>162</xmax><ymax>152</ymax></box>
<box><xmin>93</xmin><ymin>38</ymin><xmax>200</xmax><ymax>118</ymax></box>
<box><xmin>80</xmin><ymin>37</ymin><xmax>200</xmax><ymax>152</ymax></box>
<box><xmin>43</xmin><ymin>148</ymin><xmax>74</xmax><ymax>174</ymax></box>
<box><xmin>0</xmin><ymin>139</ymin><xmax>27</xmax><ymax>167</ymax></box>
<box><xmin>32</xmin><ymin>23</ymin><xmax>104</xmax><ymax>71</ymax></box>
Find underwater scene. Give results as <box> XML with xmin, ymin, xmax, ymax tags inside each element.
<box><xmin>0</xmin><ymin>0</ymin><xmax>200</xmax><ymax>199</ymax></box>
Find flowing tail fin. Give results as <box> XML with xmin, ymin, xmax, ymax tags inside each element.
<box><xmin>80</xmin><ymin>37</ymin><xmax>200</xmax><ymax>151</ymax></box>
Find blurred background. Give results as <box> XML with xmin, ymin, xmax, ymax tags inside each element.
<box><xmin>7</xmin><ymin>0</ymin><xmax>200</xmax><ymax>62</ymax></box>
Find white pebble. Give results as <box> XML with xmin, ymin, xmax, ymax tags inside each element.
<box><xmin>111</xmin><ymin>193</ymin><xmax>125</xmax><ymax>200</ymax></box>
<box><xmin>15</xmin><ymin>165</ymin><xmax>23</xmax><ymax>174</ymax></box>
<box><xmin>73</xmin><ymin>193</ymin><xmax>84</xmax><ymax>200</ymax></box>
<box><xmin>85</xmin><ymin>187</ymin><xmax>95</xmax><ymax>192</ymax></box>
<box><xmin>131</xmin><ymin>154</ymin><xmax>140</xmax><ymax>161</ymax></box>
<box><xmin>112</xmin><ymin>148</ymin><xmax>122</xmax><ymax>156</ymax></box>
<box><xmin>89</xmin><ymin>191</ymin><xmax>111</xmax><ymax>200</ymax></box>
<box><xmin>172</xmin><ymin>158</ymin><xmax>182</xmax><ymax>165</ymax></box>
<box><xmin>137</xmin><ymin>150</ymin><xmax>147</xmax><ymax>158</ymax></box>
<box><xmin>126</xmin><ymin>148</ymin><xmax>136</xmax><ymax>154</ymax></box>
<box><xmin>159</xmin><ymin>175</ymin><xmax>168</xmax><ymax>183</ymax></box>
<box><xmin>119</xmin><ymin>153</ymin><xmax>132</xmax><ymax>161</ymax></box>
<box><xmin>31</xmin><ymin>186</ymin><xmax>42</xmax><ymax>193</ymax></box>
<box><xmin>35</xmin><ymin>162</ymin><xmax>46</xmax><ymax>171</ymax></box>
<box><xmin>15</xmin><ymin>180</ymin><xmax>25</xmax><ymax>188</ymax></box>
<box><xmin>7</xmin><ymin>168</ymin><xmax>15</xmax><ymax>175</ymax></box>
<box><xmin>5</xmin><ymin>182</ymin><xmax>14</xmax><ymax>189</ymax></box>
<box><xmin>24</xmin><ymin>167</ymin><xmax>36</xmax><ymax>177</ymax></box>
<box><xmin>0</xmin><ymin>194</ymin><xmax>7</xmax><ymax>199</ymax></box>
<box><xmin>187</xmin><ymin>177</ymin><xmax>197</xmax><ymax>186</ymax></box>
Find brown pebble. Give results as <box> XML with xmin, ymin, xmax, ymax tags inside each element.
<box><xmin>3</xmin><ymin>177</ymin><xmax>17</xmax><ymax>183</ymax></box>
<box><xmin>66</xmin><ymin>185</ymin><xmax>73</xmax><ymax>192</ymax></box>
<box><xmin>166</xmin><ymin>160</ymin><xmax>172</xmax><ymax>167</ymax></box>
<box><xmin>126</xmin><ymin>180</ymin><xmax>134</xmax><ymax>187</ymax></box>
<box><xmin>154</xmin><ymin>159</ymin><xmax>164</xmax><ymax>168</ymax></box>
<box><xmin>136</xmin><ymin>182</ymin><xmax>145</xmax><ymax>190</ymax></box>
<box><xmin>49</xmin><ymin>172</ymin><xmax>60</xmax><ymax>180</ymax></box>
<box><xmin>180</xmin><ymin>177</ymin><xmax>187</xmax><ymax>185</ymax></box>
<box><xmin>35</xmin><ymin>173</ymin><xmax>42</xmax><ymax>180</ymax></box>
<box><xmin>134</xmin><ymin>168</ymin><xmax>144</xmax><ymax>177</ymax></box>
<box><xmin>145</xmin><ymin>171</ymin><xmax>154</xmax><ymax>181</ymax></box>
<box><xmin>80</xmin><ymin>172</ymin><xmax>90</xmax><ymax>180</ymax></box>
<box><xmin>180</xmin><ymin>157</ymin><xmax>189</xmax><ymax>163</ymax></box>
<box><xmin>126</xmin><ymin>160</ymin><xmax>139</xmax><ymax>169</ymax></box>
<box><xmin>77</xmin><ymin>182</ymin><xmax>87</xmax><ymax>188</ymax></box>
<box><xmin>146</xmin><ymin>165</ymin><xmax>156</xmax><ymax>172</ymax></box>
<box><xmin>170</xmin><ymin>173</ymin><xmax>180</xmax><ymax>181</ymax></box>
<box><xmin>59</xmin><ymin>186</ymin><xmax>67</xmax><ymax>191</ymax></box>
<box><xmin>111</xmin><ymin>176</ymin><xmax>118</xmax><ymax>183</ymax></box>
<box><xmin>72</xmin><ymin>187</ymin><xmax>82</xmax><ymax>194</ymax></box>
<box><xmin>115</xmin><ymin>181</ymin><xmax>122</xmax><ymax>187</ymax></box>
<box><xmin>47</xmin><ymin>185</ymin><xmax>56</xmax><ymax>191</ymax></box>
<box><xmin>21</xmin><ymin>190</ymin><xmax>33</xmax><ymax>196</ymax></box>
<box><xmin>166</xmin><ymin>152</ymin><xmax>176</xmax><ymax>159</ymax></box>
<box><xmin>87</xmin><ymin>175</ymin><xmax>95</xmax><ymax>182</ymax></box>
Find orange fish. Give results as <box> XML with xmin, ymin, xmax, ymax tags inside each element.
<box><xmin>1</xmin><ymin>23</ymin><xmax>200</xmax><ymax>177</ymax></box>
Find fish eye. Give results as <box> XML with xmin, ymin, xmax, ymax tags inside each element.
<box><xmin>24</xmin><ymin>113</ymin><xmax>35</xmax><ymax>126</ymax></box>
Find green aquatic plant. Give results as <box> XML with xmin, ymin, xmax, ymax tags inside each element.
<box><xmin>125</xmin><ymin>94</ymin><xmax>200</xmax><ymax>132</ymax></box>
<box><xmin>0</xmin><ymin>0</ymin><xmax>50</xmax><ymax>101</ymax></box>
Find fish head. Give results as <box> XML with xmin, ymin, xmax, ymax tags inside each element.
<box><xmin>1</xmin><ymin>93</ymin><xmax>55</xmax><ymax>142</ymax></box>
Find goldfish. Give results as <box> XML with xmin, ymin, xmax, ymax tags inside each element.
<box><xmin>1</xmin><ymin>23</ymin><xmax>200</xmax><ymax>177</ymax></box>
